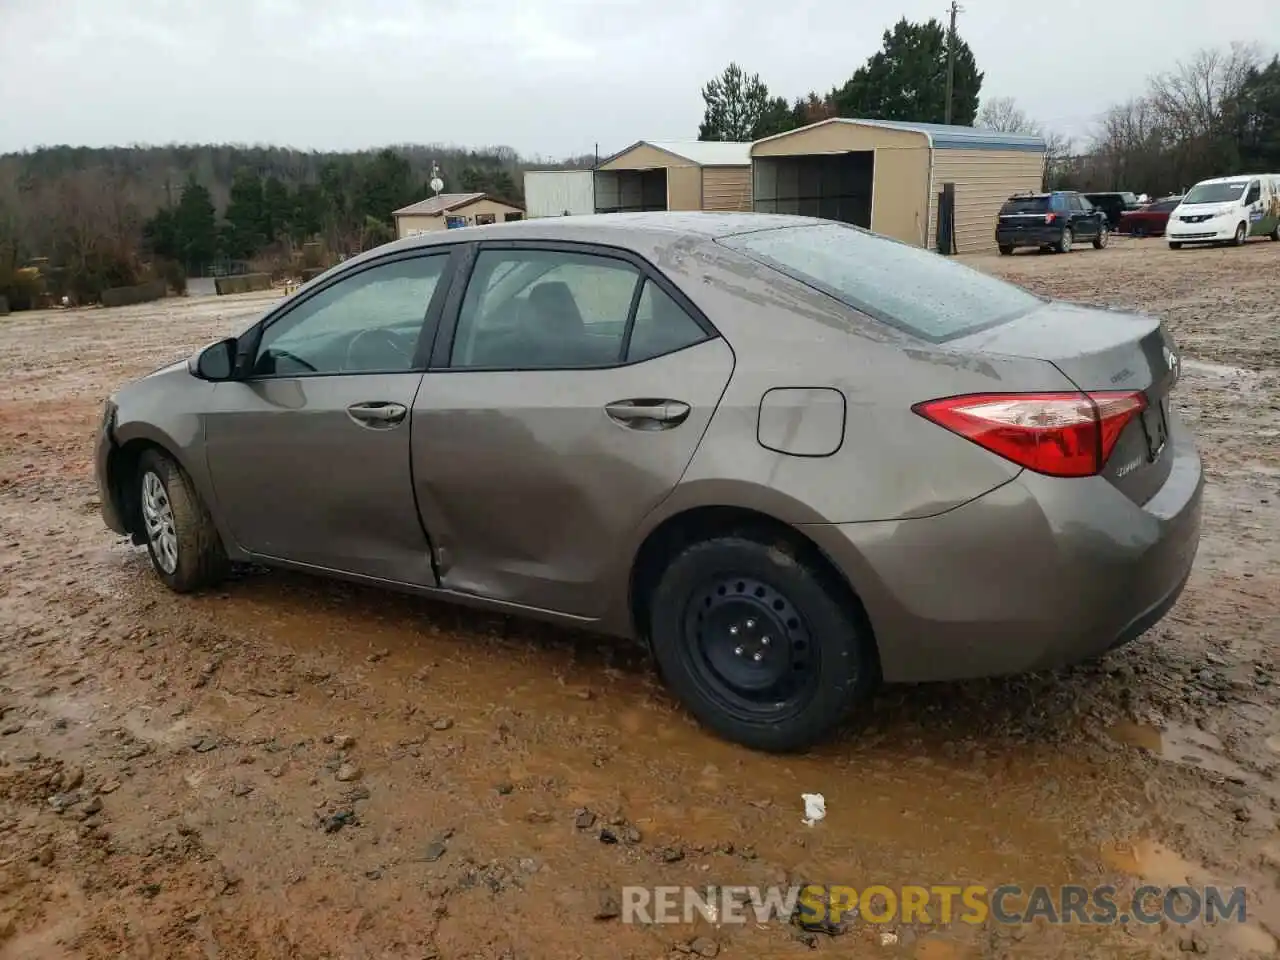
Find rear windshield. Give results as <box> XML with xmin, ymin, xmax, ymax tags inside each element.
<box><xmin>999</xmin><ymin>196</ymin><xmax>1049</xmax><ymax>215</ymax></box>
<box><xmin>718</xmin><ymin>223</ymin><xmax>1043</xmax><ymax>341</ymax></box>
<box><xmin>1183</xmin><ymin>181</ymin><xmax>1248</xmax><ymax>204</ymax></box>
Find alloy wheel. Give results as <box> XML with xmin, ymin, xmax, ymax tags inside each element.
<box><xmin>141</xmin><ymin>471</ymin><xmax>178</xmax><ymax>574</ymax></box>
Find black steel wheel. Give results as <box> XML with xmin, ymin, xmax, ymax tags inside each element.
<box><xmin>649</xmin><ymin>535</ymin><xmax>875</xmax><ymax>752</ymax></box>
<box><xmin>685</xmin><ymin>576</ymin><xmax>819</xmax><ymax>723</ymax></box>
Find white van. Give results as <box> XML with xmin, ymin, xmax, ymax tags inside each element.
<box><xmin>1167</xmin><ymin>174</ymin><xmax>1280</xmax><ymax>248</ymax></box>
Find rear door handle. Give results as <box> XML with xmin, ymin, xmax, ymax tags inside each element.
<box><xmin>605</xmin><ymin>400</ymin><xmax>691</xmax><ymax>428</ymax></box>
<box><xmin>346</xmin><ymin>401</ymin><xmax>407</xmax><ymax>428</ymax></box>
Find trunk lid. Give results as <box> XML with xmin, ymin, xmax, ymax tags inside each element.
<box><xmin>949</xmin><ymin>302</ymin><xmax>1180</xmax><ymax>504</ymax></box>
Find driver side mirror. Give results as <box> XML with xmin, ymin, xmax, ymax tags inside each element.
<box><xmin>192</xmin><ymin>337</ymin><xmax>238</xmax><ymax>381</ymax></box>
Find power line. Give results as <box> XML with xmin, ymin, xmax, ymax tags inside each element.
<box><xmin>944</xmin><ymin>1</ymin><xmax>963</xmax><ymax>125</ymax></box>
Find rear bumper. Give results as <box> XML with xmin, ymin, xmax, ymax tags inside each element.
<box><xmin>803</xmin><ymin>417</ymin><xmax>1204</xmax><ymax>683</ymax></box>
<box><xmin>996</xmin><ymin>227</ymin><xmax>1061</xmax><ymax>247</ymax></box>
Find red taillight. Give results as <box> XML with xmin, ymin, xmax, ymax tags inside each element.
<box><xmin>913</xmin><ymin>391</ymin><xmax>1147</xmax><ymax>478</ymax></box>
<box><xmin>1044</xmin><ymin>213</ymin><xmax>1057</xmax><ymax>224</ymax></box>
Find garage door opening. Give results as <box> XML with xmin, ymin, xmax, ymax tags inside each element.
<box><xmin>753</xmin><ymin>152</ymin><xmax>874</xmax><ymax>227</ymax></box>
<box><xmin>594</xmin><ymin>169</ymin><xmax>668</xmax><ymax>213</ymax></box>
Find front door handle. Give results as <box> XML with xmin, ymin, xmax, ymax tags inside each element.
<box><xmin>346</xmin><ymin>401</ymin><xmax>407</xmax><ymax>428</ymax></box>
<box><xmin>605</xmin><ymin>399</ymin><xmax>691</xmax><ymax>428</ymax></box>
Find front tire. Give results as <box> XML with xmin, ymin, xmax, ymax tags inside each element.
<box><xmin>1169</xmin><ymin>241</ymin><xmax>1183</xmax><ymax>250</ymax></box>
<box><xmin>648</xmin><ymin>535</ymin><xmax>875</xmax><ymax>752</ymax></box>
<box><xmin>136</xmin><ymin>449</ymin><xmax>228</xmax><ymax>593</ymax></box>
<box><xmin>1233</xmin><ymin>222</ymin><xmax>1247</xmax><ymax>246</ymax></box>
<box><xmin>1093</xmin><ymin>224</ymin><xmax>1109</xmax><ymax>249</ymax></box>
<box><xmin>998</xmin><ymin>244</ymin><xmax>1014</xmax><ymax>256</ymax></box>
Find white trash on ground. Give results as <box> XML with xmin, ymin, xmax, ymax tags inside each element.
<box><xmin>801</xmin><ymin>792</ymin><xmax>826</xmax><ymax>826</ymax></box>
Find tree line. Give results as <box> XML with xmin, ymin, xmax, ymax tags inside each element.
<box><xmin>3</xmin><ymin>25</ymin><xmax>1277</xmax><ymax>311</ymax></box>
<box><xmin>0</xmin><ymin>143</ymin><xmax>590</xmax><ymax>307</ymax></box>
<box><xmin>698</xmin><ymin>20</ymin><xmax>1278</xmax><ymax>201</ymax></box>
<box><xmin>697</xmin><ymin>18</ymin><xmax>983</xmax><ymax>141</ymax></box>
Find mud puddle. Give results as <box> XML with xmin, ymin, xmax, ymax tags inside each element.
<box><xmin>1104</xmin><ymin>838</ymin><xmax>1280</xmax><ymax>956</ymax></box>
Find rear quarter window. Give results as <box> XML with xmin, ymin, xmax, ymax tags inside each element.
<box><xmin>718</xmin><ymin>222</ymin><xmax>1043</xmax><ymax>342</ymax></box>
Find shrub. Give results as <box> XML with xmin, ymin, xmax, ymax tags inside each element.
<box><xmin>160</xmin><ymin>259</ymin><xmax>187</xmax><ymax>296</ymax></box>
<box><xmin>100</xmin><ymin>280</ymin><xmax>167</xmax><ymax>308</ymax></box>
<box><xmin>214</xmin><ymin>273</ymin><xmax>272</xmax><ymax>295</ymax></box>
<box><xmin>2</xmin><ymin>267</ymin><xmax>44</xmax><ymax>311</ymax></box>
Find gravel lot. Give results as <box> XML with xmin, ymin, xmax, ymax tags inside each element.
<box><xmin>0</xmin><ymin>236</ymin><xmax>1277</xmax><ymax>959</ymax></box>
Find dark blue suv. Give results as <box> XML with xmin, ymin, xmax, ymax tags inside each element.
<box><xmin>996</xmin><ymin>191</ymin><xmax>1110</xmax><ymax>254</ymax></box>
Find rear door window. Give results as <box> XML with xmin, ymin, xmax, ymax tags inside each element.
<box><xmin>999</xmin><ymin>196</ymin><xmax>1049</xmax><ymax>215</ymax></box>
<box><xmin>718</xmin><ymin>222</ymin><xmax>1043</xmax><ymax>342</ymax></box>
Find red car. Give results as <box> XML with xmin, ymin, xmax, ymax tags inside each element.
<box><xmin>1117</xmin><ymin>196</ymin><xmax>1183</xmax><ymax>236</ymax></box>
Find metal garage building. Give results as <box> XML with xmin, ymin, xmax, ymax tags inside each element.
<box><xmin>594</xmin><ymin>140</ymin><xmax>753</xmax><ymax>214</ymax></box>
<box><xmin>750</xmin><ymin>119</ymin><xmax>1046</xmax><ymax>253</ymax></box>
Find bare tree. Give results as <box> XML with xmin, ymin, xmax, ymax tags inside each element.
<box><xmin>1042</xmin><ymin>132</ymin><xmax>1075</xmax><ymax>189</ymax></box>
<box><xmin>1148</xmin><ymin>43</ymin><xmax>1263</xmax><ymax>139</ymax></box>
<box><xmin>977</xmin><ymin>96</ymin><xmax>1041</xmax><ymax>135</ymax></box>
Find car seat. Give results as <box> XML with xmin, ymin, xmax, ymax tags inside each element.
<box><xmin>526</xmin><ymin>282</ymin><xmax>590</xmax><ymax>364</ymax></box>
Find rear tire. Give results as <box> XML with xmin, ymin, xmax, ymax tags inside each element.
<box><xmin>136</xmin><ymin>449</ymin><xmax>228</xmax><ymax>593</ymax></box>
<box><xmin>1233</xmin><ymin>222</ymin><xmax>1247</xmax><ymax>246</ymax></box>
<box><xmin>998</xmin><ymin>244</ymin><xmax>1014</xmax><ymax>256</ymax></box>
<box><xmin>1269</xmin><ymin>224</ymin><xmax>1280</xmax><ymax>241</ymax></box>
<box><xmin>648</xmin><ymin>535</ymin><xmax>875</xmax><ymax>752</ymax></box>
<box><xmin>1056</xmin><ymin>228</ymin><xmax>1074</xmax><ymax>253</ymax></box>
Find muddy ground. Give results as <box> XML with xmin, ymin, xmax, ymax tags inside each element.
<box><xmin>0</xmin><ymin>236</ymin><xmax>1277</xmax><ymax>959</ymax></box>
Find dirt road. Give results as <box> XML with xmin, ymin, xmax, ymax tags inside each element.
<box><xmin>0</xmin><ymin>238</ymin><xmax>1277</xmax><ymax>959</ymax></box>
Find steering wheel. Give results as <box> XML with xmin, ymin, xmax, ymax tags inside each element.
<box><xmin>260</xmin><ymin>348</ymin><xmax>317</xmax><ymax>374</ymax></box>
<box><xmin>344</xmin><ymin>328</ymin><xmax>414</xmax><ymax>372</ymax></box>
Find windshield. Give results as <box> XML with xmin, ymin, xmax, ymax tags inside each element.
<box><xmin>1183</xmin><ymin>181</ymin><xmax>1248</xmax><ymax>204</ymax></box>
<box><xmin>999</xmin><ymin>197</ymin><xmax>1049</xmax><ymax>215</ymax></box>
<box><xmin>718</xmin><ymin>223</ymin><xmax>1043</xmax><ymax>341</ymax></box>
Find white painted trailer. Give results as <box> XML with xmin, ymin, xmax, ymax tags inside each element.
<box><xmin>523</xmin><ymin>170</ymin><xmax>596</xmax><ymax>218</ymax></box>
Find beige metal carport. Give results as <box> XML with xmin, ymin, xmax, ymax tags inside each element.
<box><xmin>751</xmin><ymin>119</ymin><xmax>1046</xmax><ymax>253</ymax></box>
<box><xmin>594</xmin><ymin>140</ymin><xmax>752</xmax><ymax>214</ymax></box>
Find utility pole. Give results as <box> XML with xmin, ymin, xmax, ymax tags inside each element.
<box><xmin>944</xmin><ymin>0</ymin><xmax>960</xmax><ymax>125</ymax></box>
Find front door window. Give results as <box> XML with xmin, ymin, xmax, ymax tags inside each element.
<box><xmin>253</xmin><ymin>255</ymin><xmax>448</xmax><ymax>377</ymax></box>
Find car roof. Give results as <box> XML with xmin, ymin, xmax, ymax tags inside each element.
<box><xmin>381</xmin><ymin>212</ymin><xmax>818</xmax><ymax>257</ymax></box>
<box><xmin>293</xmin><ymin>212</ymin><xmax>862</xmax><ymax>301</ymax></box>
<box><xmin>1192</xmin><ymin>176</ymin><xmax>1253</xmax><ymax>185</ymax></box>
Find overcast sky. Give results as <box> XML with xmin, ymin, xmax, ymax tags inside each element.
<box><xmin>1</xmin><ymin>0</ymin><xmax>1275</xmax><ymax>159</ymax></box>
